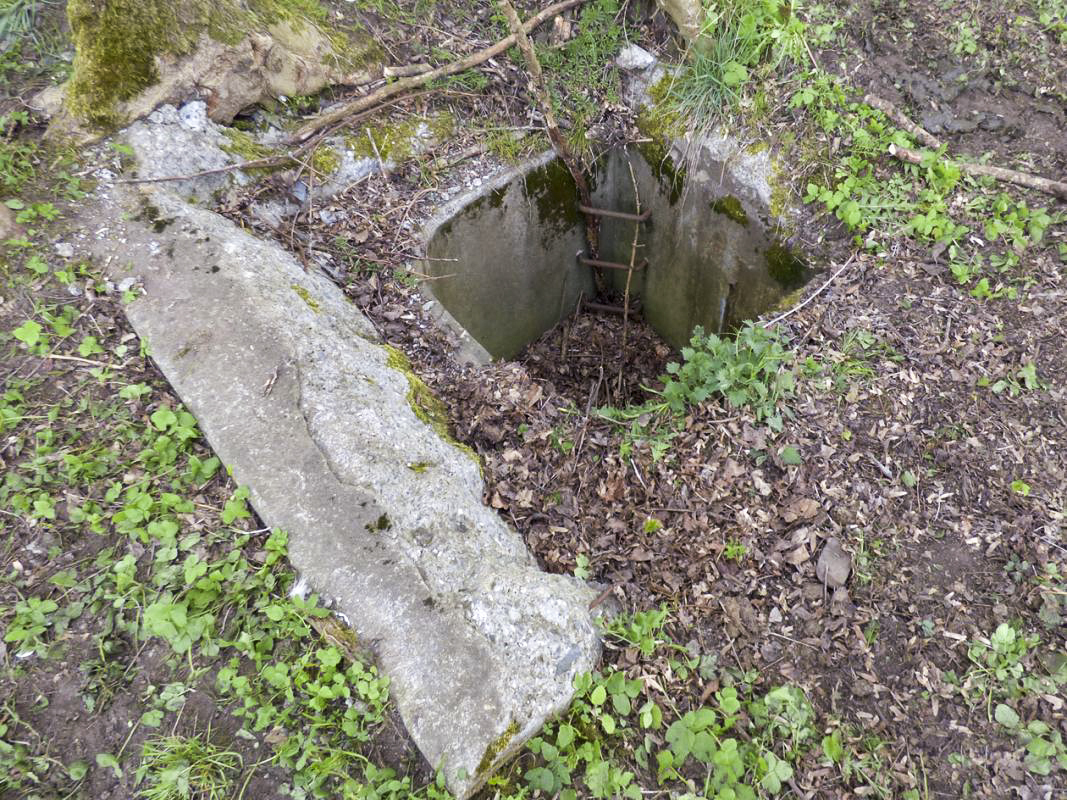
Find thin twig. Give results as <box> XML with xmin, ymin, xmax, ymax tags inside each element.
<box><xmin>889</xmin><ymin>143</ymin><xmax>1067</xmax><ymax>200</ymax></box>
<box><xmin>366</xmin><ymin>128</ymin><xmax>391</xmax><ymax>182</ymax></box>
<box><xmin>618</xmin><ymin>155</ymin><xmax>642</xmax><ymax>395</ymax></box>
<box><xmin>41</xmin><ymin>353</ymin><xmax>120</xmax><ymax>368</ymax></box>
<box><xmin>762</xmin><ymin>253</ymin><xmax>857</xmax><ymax>329</ymax></box>
<box><xmin>589</xmin><ymin>584</ymin><xmax>616</xmax><ymax>610</ymax></box>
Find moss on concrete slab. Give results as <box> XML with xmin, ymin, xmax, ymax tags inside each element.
<box><xmin>383</xmin><ymin>344</ymin><xmax>481</xmax><ymax>469</ymax></box>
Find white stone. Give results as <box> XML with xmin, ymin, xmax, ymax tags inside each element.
<box><xmin>616</xmin><ymin>44</ymin><xmax>656</xmax><ymax>70</ymax></box>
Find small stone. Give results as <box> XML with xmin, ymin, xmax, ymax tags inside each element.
<box><xmin>0</xmin><ymin>204</ymin><xmax>24</xmax><ymax>242</ymax></box>
<box><xmin>54</xmin><ymin>242</ymin><xmax>75</xmax><ymax>259</ymax></box>
<box><xmin>178</xmin><ymin>100</ymin><xmax>209</xmax><ymax>132</ymax></box>
<box><xmin>616</xmin><ymin>44</ymin><xmax>656</xmax><ymax>71</ymax></box>
<box><xmin>816</xmin><ymin>536</ymin><xmax>852</xmax><ymax>588</ymax></box>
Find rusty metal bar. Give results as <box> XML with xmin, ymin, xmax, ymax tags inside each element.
<box><xmin>582</xmin><ymin>301</ymin><xmax>627</xmax><ymax>315</ymax></box>
<box><xmin>579</xmin><ymin>257</ymin><xmax>647</xmax><ymax>271</ymax></box>
<box><xmin>578</xmin><ymin>205</ymin><xmax>652</xmax><ymax>222</ymax></box>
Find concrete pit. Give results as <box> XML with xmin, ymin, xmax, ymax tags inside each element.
<box><xmin>421</xmin><ymin>145</ymin><xmax>811</xmax><ymax>362</ymax></box>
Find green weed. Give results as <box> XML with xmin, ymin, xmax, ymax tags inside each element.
<box><xmin>667</xmin><ymin>0</ymin><xmax>808</xmax><ymax>126</ymax></box>
<box><xmin>136</xmin><ymin>734</ymin><xmax>242</xmax><ymax>800</ymax></box>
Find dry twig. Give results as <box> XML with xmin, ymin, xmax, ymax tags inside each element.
<box><xmin>291</xmin><ymin>0</ymin><xmax>590</xmax><ymax>143</ymax></box>
<box><xmin>617</xmin><ymin>156</ymin><xmax>642</xmax><ymax>394</ymax></box>
<box><xmin>863</xmin><ymin>93</ymin><xmax>943</xmax><ymax>150</ymax></box>
<box><xmin>888</xmin><ymin>143</ymin><xmax>1067</xmax><ymax>200</ymax></box>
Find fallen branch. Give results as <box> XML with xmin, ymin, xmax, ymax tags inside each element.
<box><xmin>863</xmin><ymin>93</ymin><xmax>942</xmax><ymax>150</ymax></box>
<box><xmin>114</xmin><ymin>94</ymin><xmax>434</xmax><ymax>186</ymax></box>
<box><xmin>291</xmin><ymin>0</ymin><xmax>589</xmax><ymax>143</ymax></box>
<box><xmin>498</xmin><ymin>0</ymin><xmax>599</xmax><ymax>259</ymax></box>
<box><xmin>114</xmin><ymin>154</ymin><xmax>292</xmax><ymax>184</ymax></box>
<box><xmin>888</xmin><ymin>143</ymin><xmax>1067</xmax><ymax>201</ymax></box>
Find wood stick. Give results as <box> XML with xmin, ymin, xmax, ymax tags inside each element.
<box><xmin>618</xmin><ymin>156</ymin><xmax>641</xmax><ymax>395</ymax></box>
<box><xmin>762</xmin><ymin>253</ymin><xmax>857</xmax><ymax>329</ymax></box>
<box><xmin>498</xmin><ymin>0</ymin><xmax>600</xmax><ymax>259</ymax></box>
<box><xmin>291</xmin><ymin>0</ymin><xmax>589</xmax><ymax>143</ymax></box>
<box><xmin>888</xmin><ymin>143</ymin><xmax>1067</xmax><ymax>201</ymax></box>
<box><xmin>115</xmin><ymin>95</ymin><xmax>430</xmax><ymax>186</ymax></box>
<box><xmin>863</xmin><ymin>94</ymin><xmax>943</xmax><ymax>150</ymax></box>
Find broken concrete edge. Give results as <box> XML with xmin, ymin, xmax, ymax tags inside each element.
<box><xmin>118</xmin><ymin>98</ymin><xmax>454</xmax><ymax>227</ymax></box>
<box><xmin>81</xmin><ymin>170</ymin><xmax>606</xmax><ymax>798</ymax></box>
<box><xmin>415</xmin><ymin>150</ymin><xmax>559</xmax><ymax>366</ymax></box>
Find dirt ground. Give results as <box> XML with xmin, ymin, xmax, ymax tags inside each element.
<box><xmin>2</xmin><ymin>1</ymin><xmax>1066</xmax><ymax>799</ymax></box>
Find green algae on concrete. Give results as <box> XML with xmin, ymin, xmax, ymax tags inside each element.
<box><xmin>711</xmin><ymin>195</ymin><xmax>749</xmax><ymax>227</ymax></box>
<box><xmin>521</xmin><ymin>158</ymin><xmax>583</xmax><ymax>234</ymax></box>
<box><xmin>476</xmin><ymin>719</ymin><xmax>520</xmax><ymax>778</ymax></box>
<box><xmin>765</xmin><ymin>241</ymin><xmax>809</xmax><ymax>290</ymax></box>
<box><xmin>290</xmin><ymin>283</ymin><xmax>321</xmax><ymax>312</ymax></box>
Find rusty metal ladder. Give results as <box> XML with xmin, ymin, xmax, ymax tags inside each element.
<box><xmin>576</xmin><ymin>205</ymin><xmax>650</xmax><ymax>314</ymax></box>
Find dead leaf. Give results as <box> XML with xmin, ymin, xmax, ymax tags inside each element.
<box><xmin>816</xmin><ymin>537</ymin><xmax>851</xmax><ymax>588</ymax></box>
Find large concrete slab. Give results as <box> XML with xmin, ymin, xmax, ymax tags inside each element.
<box><xmin>73</xmin><ymin>179</ymin><xmax>603</xmax><ymax>798</ymax></box>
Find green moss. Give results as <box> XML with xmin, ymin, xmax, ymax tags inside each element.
<box><xmin>384</xmin><ymin>345</ymin><xmax>481</xmax><ymax>468</ymax></box>
<box><xmin>347</xmin><ymin>113</ymin><xmax>453</xmax><ymax>163</ymax></box>
<box><xmin>639</xmin><ymin>73</ymin><xmax>687</xmax><ymax>141</ymax></box>
<box><xmin>407</xmin><ymin>461</ymin><xmax>432</xmax><ymax>474</ymax></box>
<box><xmin>636</xmin><ymin>138</ymin><xmax>686</xmax><ymax>206</ymax></box>
<box><xmin>764</xmin><ymin>242</ymin><xmax>809</xmax><ymax>290</ymax></box>
<box><xmin>476</xmin><ymin>719</ymin><xmax>520</xmax><ymax>778</ymax></box>
<box><xmin>221</xmin><ymin>128</ymin><xmax>275</xmax><ymax>160</ymax></box>
<box><xmin>250</xmin><ymin>0</ymin><xmax>381</xmax><ymax>72</ymax></box>
<box><xmin>290</xmin><ymin>283</ymin><xmax>320</xmax><ymax>312</ymax></box>
<box><xmin>66</xmin><ymin>0</ymin><xmax>220</xmax><ymax>125</ymax></box>
<box><xmin>711</xmin><ymin>195</ymin><xmax>749</xmax><ymax>227</ymax></box>
<box><xmin>65</xmin><ymin>0</ymin><xmax>375</xmax><ymax>127</ymax></box>
<box><xmin>310</xmin><ymin>144</ymin><xmax>341</xmax><ymax>177</ymax></box>
<box><xmin>521</xmin><ymin>159</ymin><xmax>582</xmax><ymax>234</ymax></box>
<box><xmin>365</xmin><ymin>513</ymin><xmax>391</xmax><ymax>532</ymax></box>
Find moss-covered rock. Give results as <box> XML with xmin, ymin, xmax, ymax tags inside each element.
<box><xmin>62</xmin><ymin>0</ymin><xmax>382</xmax><ymax>131</ymax></box>
<box><xmin>66</xmin><ymin>0</ymin><xmax>217</xmax><ymax>125</ymax></box>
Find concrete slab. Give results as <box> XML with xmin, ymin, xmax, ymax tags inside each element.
<box><xmin>73</xmin><ymin>179</ymin><xmax>603</xmax><ymax>798</ymax></box>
